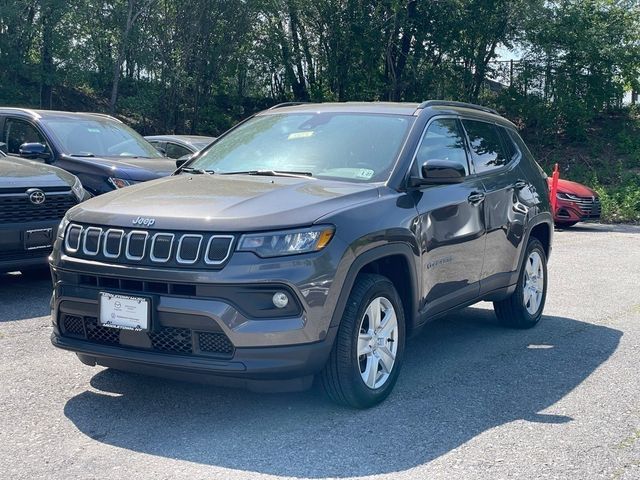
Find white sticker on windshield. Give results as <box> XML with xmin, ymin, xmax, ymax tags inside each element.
<box><xmin>288</xmin><ymin>131</ymin><xmax>314</xmax><ymax>140</ymax></box>
<box><xmin>357</xmin><ymin>169</ymin><xmax>374</xmax><ymax>179</ymax></box>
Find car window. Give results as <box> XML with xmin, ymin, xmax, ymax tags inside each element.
<box><xmin>41</xmin><ymin>117</ymin><xmax>163</xmax><ymax>158</ymax></box>
<box><xmin>2</xmin><ymin>119</ymin><xmax>47</xmax><ymax>155</ymax></box>
<box><xmin>190</xmin><ymin>113</ymin><xmax>414</xmax><ymax>183</ymax></box>
<box><xmin>461</xmin><ymin>119</ymin><xmax>508</xmax><ymax>174</ymax></box>
<box><xmin>508</xmin><ymin>129</ymin><xmax>547</xmax><ymax>178</ymax></box>
<box><xmin>416</xmin><ymin>118</ymin><xmax>469</xmax><ymax>175</ymax></box>
<box><xmin>165</xmin><ymin>142</ymin><xmax>192</xmax><ymax>159</ymax></box>
<box><xmin>498</xmin><ymin>127</ymin><xmax>519</xmax><ymax>161</ymax></box>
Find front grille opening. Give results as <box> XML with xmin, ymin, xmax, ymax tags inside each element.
<box><xmin>121</xmin><ymin>279</ymin><xmax>143</xmax><ymax>291</ymax></box>
<box><xmin>85</xmin><ymin>317</ymin><xmax>120</xmax><ymax>345</ymax></box>
<box><xmin>62</xmin><ymin>315</ymin><xmax>85</xmax><ymax>337</ymax></box>
<box><xmin>198</xmin><ymin>332</ymin><xmax>234</xmax><ymax>357</ymax></box>
<box><xmin>206</xmin><ymin>237</ymin><xmax>232</xmax><ymax>263</ymax></box>
<box><xmin>98</xmin><ymin>277</ymin><xmax>119</xmax><ymax>289</ymax></box>
<box><xmin>170</xmin><ymin>283</ymin><xmax>197</xmax><ymax>296</ymax></box>
<box><xmin>59</xmin><ymin>314</ymin><xmax>234</xmax><ymax>358</ymax></box>
<box><xmin>146</xmin><ymin>281</ymin><xmax>169</xmax><ymax>294</ymax></box>
<box><xmin>149</xmin><ymin>327</ymin><xmax>192</xmax><ymax>354</ymax></box>
<box><xmin>79</xmin><ymin>275</ymin><xmax>98</xmax><ymax>286</ymax></box>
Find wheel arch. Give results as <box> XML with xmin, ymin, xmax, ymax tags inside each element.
<box><xmin>329</xmin><ymin>243</ymin><xmax>420</xmax><ymax>335</ymax></box>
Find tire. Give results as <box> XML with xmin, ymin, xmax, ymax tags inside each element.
<box><xmin>555</xmin><ymin>221</ymin><xmax>578</xmax><ymax>228</ymax></box>
<box><xmin>320</xmin><ymin>273</ymin><xmax>405</xmax><ymax>408</ymax></box>
<box><xmin>19</xmin><ymin>265</ymin><xmax>51</xmax><ymax>279</ymax></box>
<box><xmin>494</xmin><ymin>237</ymin><xmax>548</xmax><ymax>329</ymax></box>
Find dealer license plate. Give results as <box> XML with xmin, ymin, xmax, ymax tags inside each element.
<box><xmin>99</xmin><ymin>292</ymin><xmax>149</xmax><ymax>331</ymax></box>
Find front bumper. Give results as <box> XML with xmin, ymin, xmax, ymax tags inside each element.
<box><xmin>49</xmin><ymin>238</ymin><xmax>344</xmax><ymax>386</ymax></box>
<box><xmin>0</xmin><ymin>220</ymin><xmax>59</xmax><ymax>272</ymax></box>
<box><xmin>555</xmin><ymin>197</ymin><xmax>601</xmax><ymax>223</ymax></box>
<box><xmin>51</xmin><ymin>328</ymin><xmax>336</xmax><ymax>391</ymax></box>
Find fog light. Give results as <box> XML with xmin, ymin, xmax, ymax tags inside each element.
<box><xmin>272</xmin><ymin>292</ymin><xmax>289</xmax><ymax>309</ymax></box>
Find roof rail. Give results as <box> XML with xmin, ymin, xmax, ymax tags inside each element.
<box><xmin>0</xmin><ymin>107</ymin><xmax>42</xmax><ymax>119</ymax></box>
<box><xmin>75</xmin><ymin>112</ymin><xmax>122</xmax><ymax>123</ymax></box>
<box><xmin>268</xmin><ymin>102</ymin><xmax>311</xmax><ymax>110</ymax></box>
<box><xmin>417</xmin><ymin>100</ymin><xmax>498</xmax><ymax>115</ymax></box>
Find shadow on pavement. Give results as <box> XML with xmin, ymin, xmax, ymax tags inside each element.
<box><xmin>63</xmin><ymin>307</ymin><xmax>621</xmax><ymax>478</ymax></box>
<box><xmin>0</xmin><ymin>271</ymin><xmax>51</xmax><ymax>321</ymax></box>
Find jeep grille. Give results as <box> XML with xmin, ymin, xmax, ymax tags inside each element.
<box><xmin>64</xmin><ymin>224</ymin><xmax>234</xmax><ymax>268</ymax></box>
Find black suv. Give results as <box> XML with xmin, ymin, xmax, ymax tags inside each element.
<box><xmin>0</xmin><ymin>150</ymin><xmax>86</xmax><ymax>273</ymax></box>
<box><xmin>0</xmin><ymin>108</ymin><xmax>177</xmax><ymax>196</ymax></box>
<box><xmin>50</xmin><ymin>101</ymin><xmax>552</xmax><ymax>408</ymax></box>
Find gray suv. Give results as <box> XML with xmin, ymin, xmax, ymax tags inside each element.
<box><xmin>50</xmin><ymin>101</ymin><xmax>553</xmax><ymax>408</ymax></box>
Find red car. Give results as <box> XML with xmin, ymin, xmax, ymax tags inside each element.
<box><xmin>548</xmin><ymin>177</ymin><xmax>601</xmax><ymax>227</ymax></box>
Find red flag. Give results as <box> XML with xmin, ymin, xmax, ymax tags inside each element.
<box><xmin>549</xmin><ymin>163</ymin><xmax>560</xmax><ymax>213</ymax></box>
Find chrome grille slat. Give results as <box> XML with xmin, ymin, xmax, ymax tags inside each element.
<box><xmin>65</xmin><ymin>224</ymin><xmax>234</xmax><ymax>268</ymax></box>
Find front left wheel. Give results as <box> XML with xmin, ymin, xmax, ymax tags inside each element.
<box><xmin>320</xmin><ymin>273</ymin><xmax>405</xmax><ymax>408</ymax></box>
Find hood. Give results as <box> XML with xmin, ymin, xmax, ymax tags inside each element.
<box><xmin>547</xmin><ymin>177</ymin><xmax>597</xmax><ymax>197</ymax></box>
<box><xmin>68</xmin><ymin>174</ymin><xmax>380</xmax><ymax>231</ymax></box>
<box><xmin>61</xmin><ymin>155</ymin><xmax>177</xmax><ymax>181</ymax></box>
<box><xmin>0</xmin><ymin>155</ymin><xmax>76</xmax><ymax>189</ymax></box>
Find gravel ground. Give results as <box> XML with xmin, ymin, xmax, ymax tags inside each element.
<box><xmin>1</xmin><ymin>223</ymin><xmax>639</xmax><ymax>480</ymax></box>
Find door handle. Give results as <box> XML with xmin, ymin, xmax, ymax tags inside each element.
<box><xmin>513</xmin><ymin>180</ymin><xmax>527</xmax><ymax>190</ymax></box>
<box><xmin>467</xmin><ymin>192</ymin><xmax>485</xmax><ymax>204</ymax></box>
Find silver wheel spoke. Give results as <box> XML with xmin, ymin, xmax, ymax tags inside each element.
<box><xmin>377</xmin><ymin>346</ymin><xmax>395</xmax><ymax>374</ymax></box>
<box><xmin>365</xmin><ymin>355</ymin><xmax>379</xmax><ymax>388</ymax></box>
<box><xmin>367</xmin><ymin>297</ymin><xmax>382</xmax><ymax>330</ymax></box>
<box><xmin>358</xmin><ymin>333</ymin><xmax>372</xmax><ymax>355</ymax></box>
<box><xmin>378</xmin><ymin>309</ymin><xmax>397</xmax><ymax>338</ymax></box>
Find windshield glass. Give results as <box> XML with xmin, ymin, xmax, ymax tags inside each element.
<box><xmin>42</xmin><ymin>117</ymin><xmax>163</xmax><ymax>158</ymax></box>
<box><xmin>189</xmin><ymin>113</ymin><xmax>414</xmax><ymax>182</ymax></box>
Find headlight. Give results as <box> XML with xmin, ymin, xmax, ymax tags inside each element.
<box><xmin>108</xmin><ymin>177</ymin><xmax>131</xmax><ymax>189</ymax></box>
<box><xmin>71</xmin><ymin>176</ymin><xmax>85</xmax><ymax>201</ymax></box>
<box><xmin>556</xmin><ymin>192</ymin><xmax>577</xmax><ymax>200</ymax></box>
<box><xmin>238</xmin><ymin>226</ymin><xmax>335</xmax><ymax>258</ymax></box>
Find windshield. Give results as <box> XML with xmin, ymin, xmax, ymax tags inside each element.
<box><xmin>189</xmin><ymin>113</ymin><xmax>414</xmax><ymax>182</ymax></box>
<box><xmin>42</xmin><ymin>117</ymin><xmax>163</xmax><ymax>158</ymax></box>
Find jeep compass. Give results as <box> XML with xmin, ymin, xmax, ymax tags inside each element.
<box><xmin>50</xmin><ymin>101</ymin><xmax>553</xmax><ymax>408</ymax></box>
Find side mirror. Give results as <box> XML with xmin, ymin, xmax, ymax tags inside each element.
<box><xmin>19</xmin><ymin>142</ymin><xmax>50</xmax><ymax>161</ymax></box>
<box><xmin>175</xmin><ymin>153</ymin><xmax>193</xmax><ymax>169</ymax></box>
<box><xmin>410</xmin><ymin>159</ymin><xmax>465</xmax><ymax>186</ymax></box>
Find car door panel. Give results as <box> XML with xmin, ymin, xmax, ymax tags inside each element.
<box><xmin>411</xmin><ymin>118</ymin><xmax>487</xmax><ymax>318</ymax></box>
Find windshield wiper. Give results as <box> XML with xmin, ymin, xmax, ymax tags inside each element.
<box><xmin>180</xmin><ymin>167</ymin><xmax>214</xmax><ymax>175</ymax></box>
<box><xmin>221</xmin><ymin>170</ymin><xmax>313</xmax><ymax>178</ymax></box>
<box><xmin>70</xmin><ymin>153</ymin><xmax>95</xmax><ymax>157</ymax></box>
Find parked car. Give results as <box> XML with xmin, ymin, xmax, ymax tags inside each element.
<box><xmin>145</xmin><ymin>135</ymin><xmax>216</xmax><ymax>159</ymax></box>
<box><xmin>0</xmin><ymin>149</ymin><xmax>87</xmax><ymax>273</ymax></box>
<box><xmin>548</xmin><ymin>177</ymin><xmax>601</xmax><ymax>227</ymax></box>
<box><xmin>0</xmin><ymin>108</ymin><xmax>177</xmax><ymax>196</ymax></box>
<box><xmin>50</xmin><ymin>101</ymin><xmax>553</xmax><ymax>408</ymax></box>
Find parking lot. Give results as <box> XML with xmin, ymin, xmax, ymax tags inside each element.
<box><xmin>1</xmin><ymin>223</ymin><xmax>639</xmax><ymax>480</ymax></box>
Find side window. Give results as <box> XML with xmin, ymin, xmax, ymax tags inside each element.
<box><xmin>3</xmin><ymin>119</ymin><xmax>47</xmax><ymax>155</ymax></box>
<box><xmin>498</xmin><ymin>127</ymin><xmax>519</xmax><ymax>162</ymax></box>
<box><xmin>461</xmin><ymin>120</ymin><xmax>508</xmax><ymax>174</ymax></box>
<box><xmin>165</xmin><ymin>143</ymin><xmax>192</xmax><ymax>159</ymax></box>
<box><xmin>416</xmin><ymin>118</ymin><xmax>469</xmax><ymax>175</ymax></box>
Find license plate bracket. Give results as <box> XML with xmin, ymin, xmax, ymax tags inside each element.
<box><xmin>99</xmin><ymin>292</ymin><xmax>150</xmax><ymax>331</ymax></box>
<box><xmin>24</xmin><ymin>228</ymin><xmax>53</xmax><ymax>250</ymax></box>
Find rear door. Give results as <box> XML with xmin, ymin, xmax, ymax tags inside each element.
<box><xmin>460</xmin><ymin>119</ymin><xmax>528</xmax><ymax>294</ymax></box>
<box><xmin>412</xmin><ymin>117</ymin><xmax>487</xmax><ymax>317</ymax></box>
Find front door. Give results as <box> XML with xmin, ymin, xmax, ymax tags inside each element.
<box><xmin>412</xmin><ymin>118</ymin><xmax>487</xmax><ymax>317</ymax></box>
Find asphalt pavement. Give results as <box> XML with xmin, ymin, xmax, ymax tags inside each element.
<box><xmin>1</xmin><ymin>223</ymin><xmax>639</xmax><ymax>480</ymax></box>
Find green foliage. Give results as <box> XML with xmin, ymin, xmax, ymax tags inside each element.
<box><xmin>0</xmin><ymin>0</ymin><xmax>638</xmax><ymax>222</ymax></box>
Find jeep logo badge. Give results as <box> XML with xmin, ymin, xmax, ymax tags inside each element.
<box><xmin>132</xmin><ymin>217</ymin><xmax>155</xmax><ymax>227</ymax></box>
<box><xmin>28</xmin><ymin>189</ymin><xmax>46</xmax><ymax>205</ymax></box>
